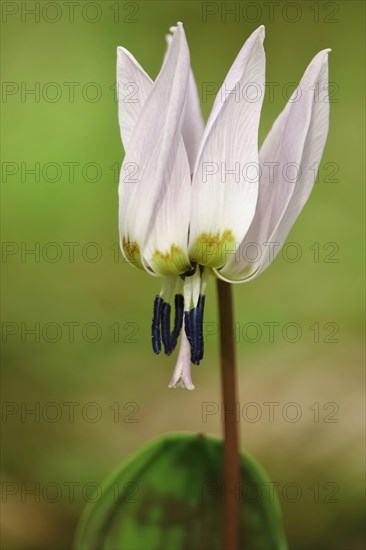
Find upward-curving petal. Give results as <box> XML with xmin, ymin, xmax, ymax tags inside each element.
<box><xmin>165</xmin><ymin>27</ymin><xmax>205</xmax><ymax>173</ymax></box>
<box><xmin>181</xmin><ymin>70</ymin><xmax>205</xmax><ymax>173</ymax></box>
<box><xmin>118</xmin><ymin>27</ymin><xmax>204</xmax><ymax>166</ymax></box>
<box><xmin>188</xmin><ymin>26</ymin><xmax>265</xmax><ymax>269</ymax></box>
<box><xmin>219</xmin><ymin>49</ymin><xmax>331</xmax><ymax>282</ymax></box>
<box><xmin>118</xmin><ymin>23</ymin><xmax>192</xmax><ymax>276</ymax></box>
<box><xmin>116</xmin><ymin>47</ymin><xmax>153</xmax><ymax>152</ymax></box>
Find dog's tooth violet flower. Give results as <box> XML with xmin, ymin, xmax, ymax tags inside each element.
<box><xmin>117</xmin><ymin>23</ymin><xmax>330</xmax><ymax>389</ymax></box>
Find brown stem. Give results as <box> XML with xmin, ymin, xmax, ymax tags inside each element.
<box><xmin>217</xmin><ymin>279</ymin><xmax>240</xmax><ymax>550</ymax></box>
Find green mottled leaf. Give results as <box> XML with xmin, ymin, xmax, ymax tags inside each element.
<box><xmin>75</xmin><ymin>433</ymin><xmax>287</xmax><ymax>550</ymax></box>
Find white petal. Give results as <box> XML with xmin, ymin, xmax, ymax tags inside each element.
<box><xmin>188</xmin><ymin>26</ymin><xmax>265</xmax><ymax>269</ymax></box>
<box><xmin>116</xmin><ymin>47</ymin><xmax>153</xmax><ymax>152</ymax></box>
<box><xmin>117</xmin><ymin>25</ymin><xmax>205</xmax><ymax>162</ymax></box>
<box><xmin>181</xmin><ymin>70</ymin><xmax>205</xmax><ymax>173</ymax></box>
<box><xmin>143</xmin><ymin>137</ymin><xmax>192</xmax><ymax>276</ymax></box>
<box><xmin>165</xmin><ymin>27</ymin><xmax>205</xmax><ymax>172</ymax></box>
<box><xmin>168</xmin><ymin>320</ymin><xmax>195</xmax><ymax>390</ymax></box>
<box><xmin>219</xmin><ymin>49</ymin><xmax>330</xmax><ymax>282</ymax></box>
<box><xmin>118</xmin><ymin>24</ymin><xmax>192</xmax><ymax>275</ymax></box>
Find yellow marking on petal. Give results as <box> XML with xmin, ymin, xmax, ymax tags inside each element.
<box><xmin>151</xmin><ymin>244</ymin><xmax>191</xmax><ymax>276</ymax></box>
<box><xmin>122</xmin><ymin>236</ymin><xmax>143</xmax><ymax>269</ymax></box>
<box><xmin>189</xmin><ymin>229</ymin><xmax>236</xmax><ymax>268</ymax></box>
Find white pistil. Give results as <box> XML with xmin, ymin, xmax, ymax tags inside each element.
<box><xmin>168</xmin><ymin>317</ymin><xmax>194</xmax><ymax>390</ymax></box>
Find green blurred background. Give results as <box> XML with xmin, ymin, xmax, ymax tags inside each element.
<box><xmin>1</xmin><ymin>0</ymin><xmax>364</xmax><ymax>548</ymax></box>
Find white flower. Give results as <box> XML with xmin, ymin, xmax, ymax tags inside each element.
<box><xmin>117</xmin><ymin>23</ymin><xmax>330</xmax><ymax>389</ymax></box>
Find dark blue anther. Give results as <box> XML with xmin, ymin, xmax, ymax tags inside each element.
<box><xmin>189</xmin><ymin>306</ymin><xmax>203</xmax><ymax>365</ymax></box>
<box><xmin>151</xmin><ymin>295</ymin><xmax>163</xmax><ymax>354</ymax></box>
<box><xmin>184</xmin><ymin>295</ymin><xmax>206</xmax><ymax>365</ymax></box>
<box><xmin>197</xmin><ymin>294</ymin><xmax>206</xmax><ymax>362</ymax></box>
<box><xmin>161</xmin><ymin>301</ymin><xmax>172</xmax><ymax>355</ymax></box>
<box><xmin>170</xmin><ymin>294</ymin><xmax>184</xmax><ymax>350</ymax></box>
<box><xmin>184</xmin><ymin>311</ymin><xmax>192</xmax><ymax>346</ymax></box>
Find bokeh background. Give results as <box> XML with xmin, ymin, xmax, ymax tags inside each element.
<box><xmin>1</xmin><ymin>1</ymin><xmax>365</xmax><ymax>548</ymax></box>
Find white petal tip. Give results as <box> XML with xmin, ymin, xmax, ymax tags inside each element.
<box><xmin>303</xmin><ymin>49</ymin><xmax>331</xmax><ymax>78</ymax></box>
<box><xmin>320</xmin><ymin>48</ymin><xmax>332</xmax><ymax>57</ymax></box>
<box><xmin>169</xmin><ymin>22</ymin><xmax>184</xmax><ymax>37</ymax></box>
<box><xmin>116</xmin><ymin>46</ymin><xmax>134</xmax><ymax>61</ymax></box>
<box><xmin>256</xmin><ymin>25</ymin><xmax>265</xmax><ymax>39</ymax></box>
<box><xmin>309</xmin><ymin>49</ymin><xmax>331</xmax><ymax>70</ymax></box>
<box><xmin>320</xmin><ymin>48</ymin><xmax>332</xmax><ymax>56</ymax></box>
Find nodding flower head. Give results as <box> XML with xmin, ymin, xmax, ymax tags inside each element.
<box><xmin>117</xmin><ymin>23</ymin><xmax>330</xmax><ymax>389</ymax></box>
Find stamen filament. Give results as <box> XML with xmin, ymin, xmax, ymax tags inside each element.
<box><xmin>159</xmin><ymin>276</ymin><xmax>176</xmax><ymax>302</ymax></box>
<box><xmin>191</xmin><ymin>268</ymin><xmax>201</xmax><ymax>307</ymax></box>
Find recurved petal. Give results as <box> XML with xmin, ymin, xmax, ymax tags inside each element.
<box><xmin>116</xmin><ymin>47</ymin><xmax>153</xmax><ymax>152</ymax></box>
<box><xmin>118</xmin><ymin>23</ymin><xmax>192</xmax><ymax>275</ymax></box>
<box><xmin>188</xmin><ymin>26</ymin><xmax>265</xmax><ymax>270</ymax></box>
<box><xmin>219</xmin><ymin>48</ymin><xmax>331</xmax><ymax>282</ymax></box>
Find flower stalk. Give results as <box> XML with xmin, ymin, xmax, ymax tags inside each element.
<box><xmin>217</xmin><ymin>279</ymin><xmax>240</xmax><ymax>550</ymax></box>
